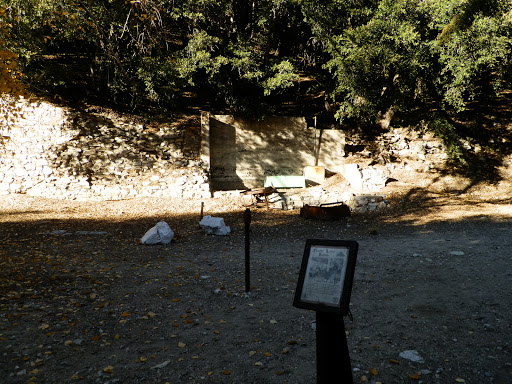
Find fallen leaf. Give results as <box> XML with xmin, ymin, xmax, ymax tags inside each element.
<box><xmin>389</xmin><ymin>358</ymin><xmax>400</xmax><ymax>365</ymax></box>
<box><xmin>455</xmin><ymin>378</ymin><xmax>466</xmax><ymax>383</ymax></box>
<box><xmin>103</xmin><ymin>366</ymin><xmax>114</xmax><ymax>373</ymax></box>
<box><xmin>178</xmin><ymin>342</ymin><xmax>186</xmax><ymax>348</ymax></box>
<box><xmin>370</xmin><ymin>368</ymin><xmax>378</xmax><ymax>375</ymax></box>
<box><xmin>408</xmin><ymin>372</ymin><xmax>421</xmax><ymax>380</ymax></box>
<box><xmin>222</xmin><ymin>370</ymin><xmax>231</xmax><ymax>375</ymax></box>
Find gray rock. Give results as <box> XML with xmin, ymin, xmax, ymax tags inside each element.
<box><xmin>199</xmin><ymin>215</ymin><xmax>231</xmax><ymax>236</ymax></box>
<box><xmin>141</xmin><ymin>221</ymin><xmax>175</xmax><ymax>245</ymax></box>
<box><xmin>399</xmin><ymin>350</ymin><xmax>425</xmax><ymax>363</ymax></box>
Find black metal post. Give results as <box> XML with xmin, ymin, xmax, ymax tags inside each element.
<box><xmin>316</xmin><ymin>311</ymin><xmax>353</xmax><ymax>383</ymax></box>
<box><xmin>243</xmin><ymin>208</ymin><xmax>251</xmax><ymax>292</ymax></box>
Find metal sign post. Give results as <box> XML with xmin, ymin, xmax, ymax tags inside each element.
<box><xmin>243</xmin><ymin>208</ymin><xmax>251</xmax><ymax>292</ymax></box>
<box><xmin>293</xmin><ymin>239</ymin><xmax>358</xmax><ymax>384</ymax></box>
<box><xmin>316</xmin><ymin>311</ymin><xmax>353</xmax><ymax>383</ymax></box>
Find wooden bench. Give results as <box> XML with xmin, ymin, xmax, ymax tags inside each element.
<box><xmin>264</xmin><ymin>175</ymin><xmax>306</xmax><ymax>189</ymax></box>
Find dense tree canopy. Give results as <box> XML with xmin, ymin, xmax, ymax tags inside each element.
<box><xmin>2</xmin><ymin>0</ymin><xmax>512</xmax><ymax>163</ymax></box>
<box><xmin>0</xmin><ymin>4</ymin><xmax>26</xmax><ymax>135</ymax></box>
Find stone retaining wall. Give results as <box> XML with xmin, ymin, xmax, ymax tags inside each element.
<box><xmin>260</xmin><ymin>190</ymin><xmax>390</xmax><ymax>212</ymax></box>
<box><xmin>0</xmin><ymin>99</ymin><xmax>211</xmax><ymax>200</ymax></box>
<box><xmin>1</xmin><ymin>98</ymin><xmax>448</xmax><ymax>206</ymax></box>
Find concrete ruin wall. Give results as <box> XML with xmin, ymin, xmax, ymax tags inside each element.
<box><xmin>202</xmin><ymin>113</ymin><xmax>346</xmax><ymax>190</ymax></box>
<box><xmin>0</xmin><ymin>98</ymin><xmax>211</xmax><ymax>200</ymax></box>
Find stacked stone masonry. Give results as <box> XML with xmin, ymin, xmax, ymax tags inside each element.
<box><xmin>0</xmin><ymin>99</ymin><xmax>211</xmax><ymax>201</ymax></box>
<box><xmin>2</xmin><ymin>98</ymin><xmax>448</xmax><ymax>206</ymax></box>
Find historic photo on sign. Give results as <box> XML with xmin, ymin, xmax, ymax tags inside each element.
<box><xmin>300</xmin><ymin>246</ymin><xmax>349</xmax><ymax>306</ymax></box>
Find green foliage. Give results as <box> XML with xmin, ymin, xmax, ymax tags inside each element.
<box><xmin>324</xmin><ymin>0</ymin><xmax>429</xmax><ymax>123</ymax></box>
<box><xmin>428</xmin><ymin>117</ymin><xmax>467</xmax><ymax>164</ymax></box>
<box><xmin>176</xmin><ymin>31</ymin><xmax>228</xmax><ymax>84</ymax></box>
<box><xmin>0</xmin><ymin>4</ymin><xmax>28</xmax><ymax>133</ymax></box>
<box><xmin>435</xmin><ymin>10</ymin><xmax>512</xmax><ymax>111</ymax></box>
<box><xmin>263</xmin><ymin>60</ymin><xmax>298</xmax><ymax>96</ymax></box>
<box><xmin>1</xmin><ymin>0</ymin><xmax>511</xmax><ymax>132</ymax></box>
<box><xmin>302</xmin><ymin>0</ymin><xmax>512</xmax><ymax>127</ymax></box>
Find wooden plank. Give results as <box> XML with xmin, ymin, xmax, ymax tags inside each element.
<box><xmin>264</xmin><ymin>176</ymin><xmax>306</xmax><ymax>188</ymax></box>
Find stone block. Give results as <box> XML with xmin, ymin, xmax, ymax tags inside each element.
<box><xmin>337</xmin><ymin>164</ymin><xmax>363</xmax><ymax>189</ymax></box>
<box><xmin>304</xmin><ymin>166</ymin><xmax>325</xmax><ymax>184</ymax></box>
<box><xmin>141</xmin><ymin>221</ymin><xmax>175</xmax><ymax>245</ymax></box>
<box><xmin>199</xmin><ymin>216</ymin><xmax>231</xmax><ymax>236</ymax></box>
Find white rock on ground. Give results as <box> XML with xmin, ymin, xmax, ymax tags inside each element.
<box><xmin>141</xmin><ymin>221</ymin><xmax>174</xmax><ymax>245</ymax></box>
<box><xmin>199</xmin><ymin>215</ymin><xmax>231</xmax><ymax>236</ymax></box>
<box><xmin>399</xmin><ymin>350</ymin><xmax>425</xmax><ymax>363</ymax></box>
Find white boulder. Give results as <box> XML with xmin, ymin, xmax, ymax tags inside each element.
<box><xmin>199</xmin><ymin>215</ymin><xmax>231</xmax><ymax>236</ymax></box>
<box><xmin>141</xmin><ymin>221</ymin><xmax>174</xmax><ymax>245</ymax></box>
<box><xmin>399</xmin><ymin>350</ymin><xmax>425</xmax><ymax>363</ymax></box>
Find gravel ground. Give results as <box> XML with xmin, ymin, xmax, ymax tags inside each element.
<box><xmin>1</xmin><ymin>186</ymin><xmax>511</xmax><ymax>384</ymax></box>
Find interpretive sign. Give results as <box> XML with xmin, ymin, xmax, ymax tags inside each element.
<box><xmin>293</xmin><ymin>239</ymin><xmax>358</xmax><ymax>315</ymax></box>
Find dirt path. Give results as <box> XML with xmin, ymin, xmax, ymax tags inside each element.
<box><xmin>0</xmin><ymin>191</ymin><xmax>511</xmax><ymax>384</ymax></box>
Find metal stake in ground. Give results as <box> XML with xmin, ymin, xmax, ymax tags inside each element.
<box><xmin>243</xmin><ymin>208</ymin><xmax>251</xmax><ymax>292</ymax></box>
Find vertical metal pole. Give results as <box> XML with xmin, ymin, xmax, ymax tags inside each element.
<box><xmin>243</xmin><ymin>208</ymin><xmax>251</xmax><ymax>292</ymax></box>
<box><xmin>316</xmin><ymin>311</ymin><xmax>353</xmax><ymax>383</ymax></box>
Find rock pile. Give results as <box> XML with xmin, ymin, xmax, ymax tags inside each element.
<box><xmin>265</xmin><ymin>190</ymin><xmax>390</xmax><ymax>212</ymax></box>
<box><xmin>0</xmin><ymin>99</ymin><xmax>210</xmax><ymax>200</ymax></box>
